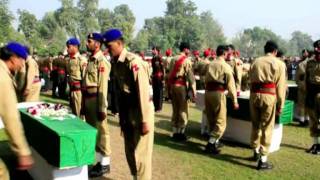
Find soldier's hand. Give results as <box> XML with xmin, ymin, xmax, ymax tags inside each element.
<box><xmin>17</xmin><ymin>155</ymin><xmax>34</xmax><ymax>170</ymax></box>
<box><xmin>233</xmin><ymin>103</ymin><xmax>239</xmax><ymax>110</ymax></box>
<box><xmin>98</xmin><ymin>112</ymin><xmax>106</xmax><ymax>121</ymax></box>
<box><xmin>23</xmin><ymin>89</ymin><xmax>30</xmax><ymax>96</ymax></box>
<box><xmin>141</xmin><ymin>122</ymin><xmax>150</xmax><ymax>135</ymax></box>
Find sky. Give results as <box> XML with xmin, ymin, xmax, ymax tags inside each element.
<box><xmin>9</xmin><ymin>0</ymin><xmax>320</xmax><ymax>41</ymax></box>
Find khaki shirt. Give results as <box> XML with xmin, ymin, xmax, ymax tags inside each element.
<box><xmin>226</xmin><ymin>57</ymin><xmax>242</xmax><ymax>91</ymax></box>
<box><xmin>83</xmin><ymin>50</ymin><xmax>111</xmax><ymax>113</ymax></box>
<box><xmin>168</xmin><ymin>53</ymin><xmax>196</xmax><ymax>94</ymax></box>
<box><xmin>25</xmin><ymin>56</ymin><xmax>40</xmax><ymax>91</ymax></box>
<box><xmin>113</xmin><ymin>48</ymin><xmax>153</xmax><ymax>124</ymax></box>
<box><xmin>66</xmin><ymin>52</ymin><xmax>87</xmax><ymax>82</ymax></box>
<box><xmin>205</xmin><ymin>56</ymin><xmax>238</xmax><ymax>104</ymax></box>
<box><xmin>305</xmin><ymin>59</ymin><xmax>320</xmax><ymax>85</ymax></box>
<box><xmin>0</xmin><ymin>60</ymin><xmax>31</xmax><ymax>156</ymax></box>
<box><xmin>295</xmin><ymin>59</ymin><xmax>309</xmax><ymax>89</ymax></box>
<box><xmin>249</xmin><ymin>53</ymin><xmax>287</xmax><ymax>110</ymax></box>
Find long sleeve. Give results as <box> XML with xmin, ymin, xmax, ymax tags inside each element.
<box><xmin>0</xmin><ymin>78</ymin><xmax>31</xmax><ymax>157</ymax></box>
<box><xmin>225</xmin><ymin>65</ymin><xmax>238</xmax><ymax>105</ymax></box>
<box><xmin>97</xmin><ymin>60</ymin><xmax>111</xmax><ymax>113</ymax></box>
<box><xmin>25</xmin><ymin>59</ymin><xmax>35</xmax><ymax>91</ymax></box>
<box><xmin>276</xmin><ymin>61</ymin><xmax>288</xmax><ymax>111</ymax></box>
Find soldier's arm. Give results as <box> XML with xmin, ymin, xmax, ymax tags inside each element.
<box><xmin>186</xmin><ymin>60</ymin><xmax>196</xmax><ymax>96</ymax></box>
<box><xmin>276</xmin><ymin>61</ymin><xmax>287</xmax><ymax>112</ymax></box>
<box><xmin>97</xmin><ymin>60</ymin><xmax>111</xmax><ymax>114</ymax></box>
<box><xmin>133</xmin><ymin>60</ymin><xmax>152</xmax><ymax>124</ymax></box>
<box><xmin>0</xmin><ymin>80</ymin><xmax>31</xmax><ymax>157</ymax></box>
<box><xmin>225</xmin><ymin>65</ymin><xmax>238</xmax><ymax>105</ymax></box>
<box><xmin>79</xmin><ymin>56</ymin><xmax>88</xmax><ymax>79</ymax></box>
<box><xmin>24</xmin><ymin>59</ymin><xmax>35</xmax><ymax>93</ymax></box>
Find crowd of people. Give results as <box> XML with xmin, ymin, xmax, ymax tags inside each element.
<box><xmin>0</xmin><ymin>27</ymin><xmax>320</xmax><ymax>179</ymax></box>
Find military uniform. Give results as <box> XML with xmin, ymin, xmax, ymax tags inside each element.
<box><xmin>23</xmin><ymin>56</ymin><xmax>41</xmax><ymax>102</ymax></box>
<box><xmin>151</xmin><ymin>54</ymin><xmax>164</xmax><ymax>111</ymax></box>
<box><xmin>241</xmin><ymin>61</ymin><xmax>251</xmax><ymax>91</ymax></box>
<box><xmin>83</xmin><ymin>50</ymin><xmax>111</xmax><ymax>157</ymax></box>
<box><xmin>57</xmin><ymin>56</ymin><xmax>67</xmax><ymax>98</ymax></box>
<box><xmin>0</xmin><ymin>60</ymin><xmax>32</xmax><ymax>180</ymax></box>
<box><xmin>249</xmin><ymin>53</ymin><xmax>287</xmax><ymax>166</ymax></box>
<box><xmin>15</xmin><ymin>61</ymin><xmax>26</xmax><ymax>102</ymax></box>
<box><xmin>192</xmin><ymin>56</ymin><xmax>202</xmax><ymax>90</ymax></box>
<box><xmin>163</xmin><ymin>55</ymin><xmax>173</xmax><ymax>100</ymax></box>
<box><xmin>51</xmin><ymin>57</ymin><xmax>59</xmax><ymax>97</ymax></box>
<box><xmin>112</xmin><ymin>48</ymin><xmax>154</xmax><ymax>180</ymax></box>
<box><xmin>168</xmin><ymin>53</ymin><xmax>196</xmax><ymax>138</ymax></box>
<box><xmin>204</xmin><ymin>56</ymin><xmax>237</xmax><ymax>153</ymax></box>
<box><xmin>295</xmin><ymin>59</ymin><xmax>309</xmax><ymax>124</ymax></box>
<box><xmin>40</xmin><ymin>57</ymin><xmax>52</xmax><ymax>92</ymax></box>
<box><xmin>226</xmin><ymin>57</ymin><xmax>242</xmax><ymax>94</ymax></box>
<box><xmin>66</xmin><ymin>52</ymin><xmax>87</xmax><ymax>116</ymax></box>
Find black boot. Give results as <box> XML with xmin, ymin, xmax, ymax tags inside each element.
<box><xmin>306</xmin><ymin>144</ymin><xmax>317</xmax><ymax>153</ymax></box>
<box><xmin>257</xmin><ymin>160</ymin><xmax>273</xmax><ymax>170</ymax></box>
<box><xmin>250</xmin><ymin>151</ymin><xmax>260</xmax><ymax>161</ymax></box>
<box><xmin>204</xmin><ymin>143</ymin><xmax>220</xmax><ymax>154</ymax></box>
<box><xmin>89</xmin><ymin>162</ymin><xmax>110</xmax><ymax>178</ymax></box>
<box><xmin>311</xmin><ymin>144</ymin><xmax>320</xmax><ymax>155</ymax></box>
<box><xmin>171</xmin><ymin>133</ymin><xmax>179</xmax><ymax>141</ymax></box>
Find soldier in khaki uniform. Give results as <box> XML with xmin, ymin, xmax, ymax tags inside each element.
<box><xmin>82</xmin><ymin>33</ymin><xmax>111</xmax><ymax>177</ymax></box>
<box><xmin>249</xmin><ymin>41</ymin><xmax>287</xmax><ymax>170</ymax></box>
<box><xmin>226</xmin><ymin>45</ymin><xmax>242</xmax><ymax>96</ymax></box>
<box><xmin>22</xmin><ymin>47</ymin><xmax>41</xmax><ymax>102</ymax></box>
<box><xmin>163</xmin><ymin>48</ymin><xmax>173</xmax><ymax>100</ymax></box>
<box><xmin>204</xmin><ymin>45</ymin><xmax>239</xmax><ymax>154</ymax></box>
<box><xmin>305</xmin><ymin>40</ymin><xmax>320</xmax><ymax>154</ymax></box>
<box><xmin>103</xmin><ymin>29</ymin><xmax>154</xmax><ymax>180</ymax></box>
<box><xmin>51</xmin><ymin>55</ymin><xmax>59</xmax><ymax>97</ymax></box>
<box><xmin>65</xmin><ymin>38</ymin><xmax>87</xmax><ymax>116</ymax></box>
<box><xmin>0</xmin><ymin>42</ymin><xmax>34</xmax><ymax>180</ymax></box>
<box><xmin>295</xmin><ymin>49</ymin><xmax>309</xmax><ymax>126</ymax></box>
<box><xmin>241</xmin><ymin>59</ymin><xmax>251</xmax><ymax>91</ymax></box>
<box><xmin>57</xmin><ymin>53</ymin><xmax>67</xmax><ymax>99</ymax></box>
<box><xmin>198</xmin><ymin>49</ymin><xmax>211</xmax><ymax>90</ymax></box>
<box><xmin>168</xmin><ymin>42</ymin><xmax>196</xmax><ymax>141</ymax></box>
<box><xmin>192</xmin><ymin>50</ymin><xmax>202</xmax><ymax>90</ymax></box>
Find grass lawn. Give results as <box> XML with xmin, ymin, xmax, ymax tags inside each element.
<box><xmin>1</xmin><ymin>94</ymin><xmax>319</xmax><ymax>180</ymax></box>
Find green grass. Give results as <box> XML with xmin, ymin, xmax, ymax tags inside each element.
<box><xmin>153</xmin><ymin>102</ymin><xmax>320</xmax><ymax>180</ymax></box>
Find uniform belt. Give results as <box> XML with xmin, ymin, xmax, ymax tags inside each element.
<box><xmin>173</xmin><ymin>77</ymin><xmax>186</xmax><ymax>86</ymax></box>
<box><xmin>33</xmin><ymin>76</ymin><xmax>41</xmax><ymax>83</ymax></box>
<box><xmin>69</xmin><ymin>81</ymin><xmax>81</xmax><ymax>91</ymax></box>
<box><xmin>205</xmin><ymin>82</ymin><xmax>226</xmax><ymax>92</ymax></box>
<box><xmin>84</xmin><ymin>86</ymin><xmax>98</xmax><ymax>94</ymax></box>
<box><xmin>251</xmin><ymin>83</ymin><xmax>276</xmax><ymax>95</ymax></box>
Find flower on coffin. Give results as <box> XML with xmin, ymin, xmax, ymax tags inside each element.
<box><xmin>27</xmin><ymin>103</ymin><xmax>70</xmax><ymax>118</ymax></box>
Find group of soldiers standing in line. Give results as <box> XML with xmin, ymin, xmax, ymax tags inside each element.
<box><xmin>1</xmin><ymin>28</ymin><xmax>320</xmax><ymax>180</ymax></box>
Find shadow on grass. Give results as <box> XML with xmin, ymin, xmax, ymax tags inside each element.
<box><xmin>154</xmin><ymin>131</ymin><xmax>256</xmax><ymax>169</ymax></box>
<box><xmin>281</xmin><ymin>143</ymin><xmax>307</xmax><ymax>151</ymax></box>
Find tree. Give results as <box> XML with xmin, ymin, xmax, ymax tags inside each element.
<box><xmin>288</xmin><ymin>31</ymin><xmax>313</xmax><ymax>56</ymax></box>
<box><xmin>55</xmin><ymin>0</ymin><xmax>80</xmax><ymax>37</ymax></box>
<box><xmin>232</xmin><ymin>27</ymin><xmax>287</xmax><ymax>57</ymax></box>
<box><xmin>97</xmin><ymin>8</ymin><xmax>113</xmax><ymax>32</ymax></box>
<box><xmin>77</xmin><ymin>0</ymin><xmax>100</xmax><ymax>35</ymax></box>
<box><xmin>0</xmin><ymin>0</ymin><xmax>18</xmax><ymax>44</ymax></box>
<box><xmin>112</xmin><ymin>4</ymin><xmax>135</xmax><ymax>43</ymax></box>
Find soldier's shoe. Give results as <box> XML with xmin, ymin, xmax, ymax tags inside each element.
<box><xmin>216</xmin><ymin>141</ymin><xmax>224</xmax><ymax>148</ymax></box>
<box><xmin>311</xmin><ymin>144</ymin><xmax>320</xmax><ymax>155</ymax></box>
<box><xmin>171</xmin><ymin>133</ymin><xmax>179</xmax><ymax>141</ymax></box>
<box><xmin>249</xmin><ymin>152</ymin><xmax>260</xmax><ymax>161</ymax></box>
<box><xmin>204</xmin><ymin>143</ymin><xmax>220</xmax><ymax>155</ymax></box>
<box><xmin>299</xmin><ymin>121</ymin><xmax>309</xmax><ymax>127</ymax></box>
<box><xmin>306</xmin><ymin>144</ymin><xmax>317</xmax><ymax>153</ymax></box>
<box><xmin>89</xmin><ymin>163</ymin><xmax>110</xmax><ymax>178</ymax></box>
<box><xmin>178</xmin><ymin>133</ymin><xmax>189</xmax><ymax>142</ymax></box>
<box><xmin>256</xmin><ymin>160</ymin><xmax>273</xmax><ymax>170</ymax></box>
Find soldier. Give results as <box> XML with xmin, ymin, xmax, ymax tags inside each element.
<box><xmin>226</xmin><ymin>45</ymin><xmax>243</xmax><ymax>96</ymax></box>
<box><xmin>241</xmin><ymin>59</ymin><xmax>251</xmax><ymax>91</ymax></box>
<box><xmin>295</xmin><ymin>49</ymin><xmax>309</xmax><ymax>126</ymax></box>
<box><xmin>0</xmin><ymin>42</ymin><xmax>34</xmax><ymax>180</ymax></box>
<box><xmin>305</xmin><ymin>40</ymin><xmax>320</xmax><ymax>154</ymax></box>
<box><xmin>168</xmin><ymin>42</ymin><xmax>196</xmax><ymax>141</ymax></box>
<box><xmin>249</xmin><ymin>41</ymin><xmax>287</xmax><ymax>170</ymax></box>
<box><xmin>22</xmin><ymin>46</ymin><xmax>41</xmax><ymax>102</ymax></box>
<box><xmin>51</xmin><ymin>54</ymin><xmax>59</xmax><ymax>97</ymax></box>
<box><xmin>82</xmin><ymin>33</ymin><xmax>111</xmax><ymax>177</ymax></box>
<box><xmin>103</xmin><ymin>28</ymin><xmax>154</xmax><ymax>180</ymax></box>
<box><xmin>198</xmin><ymin>49</ymin><xmax>211</xmax><ymax>89</ymax></box>
<box><xmin>192</xmin><ymin>50</ymin><xmax>202</xmax><ymax>90</ymax></box>
<box><xmin>57</xmin><ymin>52</ymin><xmax>67</xmax><ymax>99</ymax></box>
<box><xmin>163</xmin><ymin>48</ymin><xmax>173</xmax><ymax>101</ymax></box>
<box><xmin>66</xmin><ymin>38</ymin><xmax>87</xmax><ymax>117</ymax></box>
<box><xmin>151</xmin><ymin>46</ymin><xmax>164</xmax><ymax>112</ymax></box>
<box><xmin>39</xmin><ymin>56</ymin><xmax>52</xmax><ymax>92</ymax></box>
<box><xmin>204</xmin><ymin>45</ymin><xmax>239</xmax><ymax>154</ymax></box>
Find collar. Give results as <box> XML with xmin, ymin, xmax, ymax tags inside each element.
<box><xmin>266</xmin><ymin>53</ymin><xmax>274</xmax><ymax>57</ymax></box>
<box><xmin>216</xmin><ymin>56</ymin><xmax>224</xmax><ymax>61</ymax></box>
<box><xmin>0</xmin><ymin>60</ymin><xmax>13</xmax><ymax>79</ymax></box>
<box><xmin>91</xmin><ymin>50</ymin><xmax>103</xmax><ymax>60</ymax></box>
<box><xmin>118</xmin><ymin>48</ymin><xmax>128</xmax><ymax>63</ymax></box>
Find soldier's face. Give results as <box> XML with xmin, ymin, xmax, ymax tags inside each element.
<box><xmin>10</xmin><ymin>55</ymin><xmax>24</xmax><ymax>71</ymax></box>
<box><xmin>107</xmin><ymin>40</ymin><xmax>122</xmax><ymax>57</ymax></box>
<box><xmin>67</xmin><ymin>45</ymin><xmax>77</xmax><ymax>55</ymax></box>
<box><xmin>86</xmin><ymin>39</ymin><xmax>97</xmax><ymax>52</ymax></box>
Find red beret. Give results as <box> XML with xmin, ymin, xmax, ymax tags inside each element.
<box><xmin>204</xmin><ymin>49</ymin><xmax>210</xmax><ymax>57</ymax></box>
<box><xmin>165</xmin><ymin>49</ymin><xmax>172</xmax><ymax>56</ymax></box>
<box><xmin>193</xmin><ymin>50</ymin><xmax>200</xmax><ymax>56</ymax></box>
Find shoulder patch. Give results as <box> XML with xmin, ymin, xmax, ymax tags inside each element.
<box><xmin>99</xmin><ymin>67</ymin><xmax>105</xmax><ymax>72</ymax></box>
<box><xmin>132</xmin><ymin>64</ymin><xmax>139</xmax><ymax>72</ymax></box>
